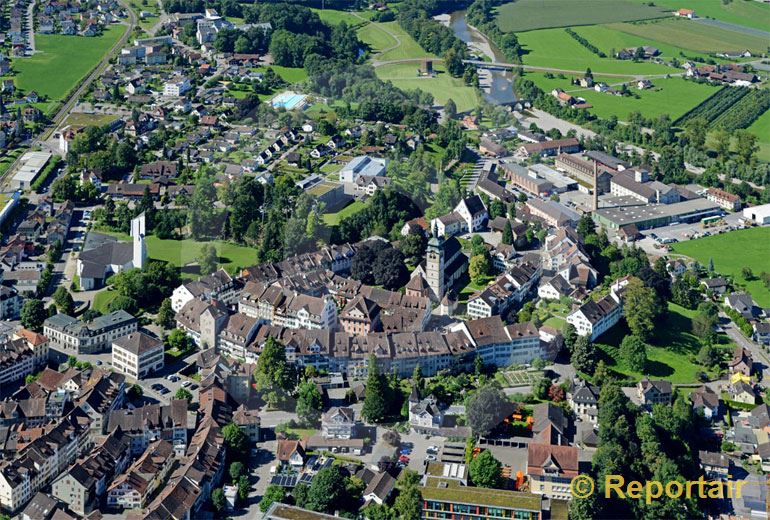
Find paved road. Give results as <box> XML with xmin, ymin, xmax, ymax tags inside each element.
<box><xmin>723</xmin><ymin>315</ymin><xmax>770</xmax><ymax>381</ymax></box>
<box><xmin>463</xmin><ymin>59</ymin><xmax>686</xmax><ymax>80</ymax></box>
<box><xmin>26</xmin><ymin>0</ymin><xmax>36</xmax><ymax>54</ymax></box>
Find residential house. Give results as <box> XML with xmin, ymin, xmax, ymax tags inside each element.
<box><xmin>637</xmin><ymin>379</ymin><xmax>672</xmax><ymax>407</ymax></box>
<box><xmin>321</xmin><ymin>407</ymin><xmax>356</xmax><ymax>439</ymax></box>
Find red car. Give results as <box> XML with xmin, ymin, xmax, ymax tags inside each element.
<box><xmin>398</xmin><ymin>455</ymin><xmax>410</xmax><ymax>463</ymax></box>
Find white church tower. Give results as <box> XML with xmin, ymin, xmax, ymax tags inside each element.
<box><xmin>130</xmin><ymin>212</ymin><xmax>147</xmax><ymax>270</ymax></box>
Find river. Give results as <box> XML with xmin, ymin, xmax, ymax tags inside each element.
<box><xmin>445</xmin><ymin>10</ymin><xmax>516</xmax><ymax>105</ymax></box>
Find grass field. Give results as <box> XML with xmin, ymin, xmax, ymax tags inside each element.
<box><xmin>517</xmin><ymin>28</ymin><xmax>676</xmax><ymax>74</ymax></box>
<box><xmin>573</xmin><ymin>24</ymin><xmax>725</xmax><ymax>63</ymax></box>
<box><xmin>747</xmin><ymin>109</ymin><xmax>770</xmax><ymax>163</ymax></box>
<box><xmin>253</xmin><ymin>65</ymin><xmax>308</xmax><ymax>84</ymax></box>
<box><xmin>594</xmin><ymin>303</ymin><xmax>727</xmax><ymax>383</ymax></box>
<box><xmin>375</xmin><ymin>62</ymin><xmax>479</xmax><ymax>112</ymax></box>
<box><xmin>4</xmin><ymin>26</ymin><xmax>124</xmax><ymax>113</ymax></box>
<box><xmin>526</xmin><ymin>72</ymin><xmax>719</xmax><ymax>121</ymax></box>
<box><xmin>322</xmin><ymin>199</ymin><xmax>367</xmax><ymax>226</ymax></box>
<box><xmin>127</xmin><ymin>0</ymin><xmax>160</xmax><ymax>31</ymax></box>
<box><xmin>312</xmin><ymin>8</ymin><xmax>371</xmax><ymax>25</ymax></box>
<box><xmin>610</xmin><ymin>18</ymin><xmax>768</xmax><ymax>55</ymax></box>
<box><xmin>672</xmin><ymin>227</ymin><xmax>770</xmax><ymax>307</ymax></box>
<box><xmin>630</xmin><ymin>0</ymin><xmax>770</xmax><ymax>32</ymax></box>
<box><xmin>62</xmin><ymin>112</ymin><xmax>119</xmax><ymax>127</ymax></box>
<box><xmin>92</xmin><ymin>289</ymin><xmax>118</xmax><ymax>314</ymax></box>
<box><xmin>365</xmin><ymin>22</ymin><xmax>434</xmax><ymax>62</ymax></box>
<box><xmin>494</xmin><ymin>0</ymin><xmax>668</xmax><ymax>32</ymax></box>
<box><xmin>145</xmin><ymin>236</ymin><xmax>256</xmax><ymax>272</ymax></box>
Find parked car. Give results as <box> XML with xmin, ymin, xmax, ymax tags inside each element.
<box><xmin>398</xmin><ymin>455</ymin><xmax>410</xmax><ymax>463</ymax></box>
<box><xmin>181</xmin><ymin>380</ymin><xmax>191</xmax><ymax>388</ymax></box>
<box><xmin>426</xmin><ymin>454</ymin><xmax>437</xmax><ymax>462</ymax></box>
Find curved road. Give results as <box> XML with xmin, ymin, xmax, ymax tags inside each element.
<box><xmin>1</xmin><ymin>0</ymin><xmax>137</xmax><ymax>189</ymax></box>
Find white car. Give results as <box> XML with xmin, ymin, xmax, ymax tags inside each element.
<box><xmin>426</xmin><ymin>454</ymin><xmax>437</xmax><ymax>462</ymax></box>
<box><xmin>181</xmin><ymin>380</ymin><xmax>191</xmax><ymax>388</ymax></box>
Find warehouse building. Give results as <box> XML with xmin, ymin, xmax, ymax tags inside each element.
<box><xmin>12</xmin><ymin>151</ymin><xmax>52</xmax><ymax>190</ymax></box>
<box><xmin>593</xmin><ymin>198</ymin><xmax>721</xmax><ymax>230</ymax></box>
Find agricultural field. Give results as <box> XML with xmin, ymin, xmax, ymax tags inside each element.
<box><xmin>517</xmin><ymin>29</ymin><xmax>676</xmax><ymax>75</ymax></box>
<box><xmin>494</xmin><ymin>0</ymin><xmax>669</xmax><ymax>32</ymax></box>
<box><xmin>676</xmin><ymin>87</ymin><xmax>770</xmax><ymax>133</ymax></box>
<box><xmin>525</xmin><ymin>72</ymin><xmax>719</xmax><ymax>121</ymax></box>
<box><xmin>375</xmin><ymin>62</ymin><xmax>479</xmax><ymax>112</ymax></box>
<box><xmin>672</xmin><ymin>227</ymin><xmax>770</xmax><ymax>307</ymax></box>
<box><xmin>594</xmin><ymin>303</ymin><xmax>732</xmax><ymax>383</ymax></box>
<box><xmin>609</xmin><ymin>18</ymin><xmax>768</xmax><ymax>55</ymax></box>
<box><xmin>572</xmin><ymin>24</ymin><xmax>728</xmax><ymax>63</ymax></box>
<box><xmin>630</xmin><ymin>0</ymin><xmax>770</xmax><ymax>33</ymax></box>
<box><xmin>4</xmin><ymin>26</ymin><xmax>124</xmax><ymax>114</ymax></box>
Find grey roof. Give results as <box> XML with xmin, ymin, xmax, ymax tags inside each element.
<box><xmin>113</xmin><ymin>332</ymin><xmax>163</xmax><ymax>356</ymax></box>
<box><xmin>78</xmin><ymin>241</ymin><xmax>133</xmax><ymax>268</ymax></box>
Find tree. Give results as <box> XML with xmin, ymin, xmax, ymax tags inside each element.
<box><xmin>444</xmin><ymin>98</ymin><xmax>457</xmax><ymax>120</ymax></box>
<box><xmin>128</xmin><ymin>383</ymin><xmax>143</xmax><ymax>400</ymax></box>
<box><xmin>52</xmin><ymin>287</ymin><xmax>75</xmax><ymax>316</ymax></box>
<box><xmin>712</xmin><ymin>129</ymin><xmax>731</xmax><ymax>158</ymax></box>
<box><xmin>156</xmin><ymin>298</ymin><xmax>175</xmax><ymax>329</ymax></box>
<box><xmin>197</xmin><ymin>243</ymin><xmax>219</xmax><ymax>275</ymax></box>
<box><xmin>400</xmin><ymin>232</ymin><xmax>426</xmax><ymax>263</ymax></box>
<box><xmin>619</xmin><ymin>335</ymin><xmax>647</xmax><ymax>372</ymax></box>
<box><xmin>623</xmin><ymin>277</ymin><xmax>658</xmax><ymax>341</ymax></box>
<box><xmin>306</xmin><ymin>466</ymin><xmax>346</xmax><ymax>513</ymax></box>
<box><xmin>734</xmin><ymin>129</ymin><xmax>758</xmax><ymax>164</ymax></box>
<box><xmin>562</xmin><ymin>322</ymin><xmax>577</xmax><ymax>352</ymax></box>
<box><xmin>393</xmin><ymin>470</ymin><xmax>422</xmax><ymax>520</ymax></box>
<box><xmin>692</xmin><ymin>310</ymin><xmax>718</xmax><ymax>345</ymax></box>
<box><xmin>254</xmin><ymin>337</ymin><xmax>295</xmax><ymax>406</ymax></box>
<box><xmin>362</xmin><ymin>355</ymin><xmax>388</xmax><ymax>423</ymax></box>
<box><xmin>237</xmin><ymin>474</ymin><xmax>250</xmax><ymax>502</ymax></box>
<box><xmin>175</xmin><ymin>388</ymin><xmax>193</xmax><ymax>402</ymax></box>
<box><xmin>501</xmin><ymin>220</ymin><xmax>513</xmax><ymax>245</ymax></box>
<box><xmin>533</xmin><ymin>376</ymin><xmax>550</xmax><ymax>400</ymax></box>
<box><xmin>742</xmin><ymin>266</ymin><xmax>754</xmax><ymax>280</ymax></box>
<box><xmin>372</xmin><ymin>247</ymin><xmax>407</xmax><ymax>290</ymax></box>
<box><xmin>683</xmin><ymin>117</ymin><xmax>707</xmax><ymax>149</ymax></box>
<box><xmin>21</xmin><ymin>300</ymin><xmax>47</xmax><ymax>332</ymax></box>
<box><xmin>466</xmin><ymin>384</ymin><xmax>508</xmax><ymax>436</ymax></box>
<box><xmin>259</xmin><ymin>485</ymin><xmax>286</xmax><ymax>512</ymax></box>
<box><xmin>571</xmin><ymin>335</ymin><xmax>597</xmax><ymax>375</ymax></box>
<box><xmin>469</xmin><ymin>449</ymin><xmax>503</xmax><ymax>488</ymax></box>
<box><xmin>229</xmin><ymin>462</ymin><xmax>245</xmax><ymax>483</ymax></box>
<box><xmin>469</xmin><ymin>254</ymin><xmax>491</xmax><ymax>284</ymax></box>
<box><xmin>295</xmin><ymin>380</ymin><xmax>323</xmax><ymax>426</ymax></box>
<box><xmin>222</xmin><ymin>423</ymin><xmax>248</xmax><ymax>459</ymax></box>
<box><xmin>166</xmin><ymin>328</ymin><xmax>191</xmax><ymax>352</ymax></box>
<box><xmin>109</xmin><ymin>295</ymin><xmax>138</xmax><ymax>314</ymax></box>
<box><xmin>212</xmin><ymin>488</ymin><xmax>226</xmax><ymax>512</ymax></box>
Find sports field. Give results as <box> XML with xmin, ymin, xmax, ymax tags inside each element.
<box><xmin>5</xmin><ymin>26</ymin><xmax>124</xmax><ymax>113</ymax></box>
<box><xmin>672</xmin><ymin>227</ymin><xmax>770</xmax><ymax>307</ymax></box>
<box><xmin>630</xmin><ymin>0</ymin><xmax>770</xmax><ymax>32</ymax></box>
<box><xmin>517</xmin><ymin>29</ymin><xmax>676</xmax><ymax>75</ymax></box>
<box><xmin>610</xmin><ymin>18</ymin><xmax>768</xmax><ymax>55</ymax></box>
<box><xmin>494</xmin><ymin>0</ymin><xmax>668</xmax><ymax>32</ymax></box>
<box><xmin>375</xmin><ymin>62</ymin><xmax>479</xmax><ymax>112</ymax></box>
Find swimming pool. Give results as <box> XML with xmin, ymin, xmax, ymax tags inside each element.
<box><xmin>271</xmin><ymin>91</ymin><xmax>308</xmax><ymax>110</ymax></box>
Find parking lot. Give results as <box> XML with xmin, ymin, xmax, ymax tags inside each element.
<box><xmin>634</xmin><ymin>212</ymin><xmax>745</xmax><ymax>255</ymax></box>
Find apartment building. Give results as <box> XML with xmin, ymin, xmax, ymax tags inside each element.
<box><xmin>0</xmin><ymin>330</ymin><xmax>48</xmax><ymax>386</ymax></box>
<box><xmin>112</xmin><ymin>332</ymin><xmax>165</xmax><ymax>380</ymax></box>
<box><xmin>44</xmin><ymin>311</ymin><xmax>138</xmax><ymax>357</ymax></box>
<box><xmin>566</xmin><ymin>292</ymin><xmax>622</xmax><ymax>341</ymax></box>
<box><xmin>238</xmin><ymin>283</ymin><xmax>337</xmax><ymax>331</ymax></box>
<box><xmin>171</xmin><ymin>268</ymin><xmax>240</xmax><ymax>312</ymax></box>
<box><xmin>107</xmin><ymin>440</ymin><xmax>176</xmax><ymax>510</ymax></box>
<box><xmin>527</xmin><ymin>443</ymin><xmax>580</xmax><ymax>500</ymax></box>
<box><xmin>107</xmin><ymin>400</ymin><xmax>188</xmax><ymax>456</ymax></box>
<box><xmin>706</xmin><ymin>187</ymin><xmax>741</xmax><ymax>211</ymax></box>
<box><xmin>218</xmin><ymin>313</ymin><xmax>260</xmax><ymax>359</ymax></box>
<box><xmin>467</xmin><ymin>263</ymin><xmax>541</xmax><ymax>320</ymax></box>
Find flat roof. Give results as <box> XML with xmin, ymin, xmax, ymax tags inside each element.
<box><xmin>595</xmin><ymin>198</ymin><xmax>720</xmax><ymax>226</ymax></box>
<box><xmin>421</xmin><ymin>477</ymin><xmax>542</xmax><ymax>511</ymax></box>
<box><xmin>14</xmin><ymin>151</ymin><xmax>52</xmax><ymax>182</ymax></box>
<box><xmin>529</xmin><ymin>163</ymin><xmax>576</xmax><ymax>189</ymax></box>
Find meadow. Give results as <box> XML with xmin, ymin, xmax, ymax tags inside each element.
<box><xmin>127</xmin><ymin>0</ymin><xmax>160</xmax><ymax>31</ymax></box>
<box><xmin>253</xmin><ymin>65</ymin><xmax>308</xmax><ymax>84</ymax></box>
<box><xmin>494</xmin><ymin>0</ymin><xmax>668</xmax><ymax>32</ymax></box>
<box><xmin>5</xmin><ymin>26</ymin><xmax>124</xmax><ymax>114</ymax></box>
<box><xmin>594</xmin><ymin>303</ymin><xmax>733</xmax><ymax>383</ymax></box>
<box><xmin>361</xmin><ymin>21</ymin><xmax>435</xmax><ymax>62</ymax></box>
<box><xmin>629</xmin><ymin>0</ymin><xmax>770</xmax><ymax>33</ymax></box>
<box><xmin>322</xmin><ymin>200</ymin><xmax>367</xmax><ymax>226</ymax></box>
<box><xmin>672</xmin><ymin>227</ymin><xmax>770</xmax><ymax>307</ymax></box>
<box><xmin>142</xmin><ymin>236</ymin><xmax>257</xmax><ymax>277</ymax></box>
<box><xmin>746</xmin><ymin>109</ymin><xmax>770</xmax><ymax>163</ymax></box>
<box><xmin>609</xmin><ymin>18</ymin><xmax>768</xmax><ymax>55</ymax></box>
<box><xmin>311</xmin><ymin>8</ymin><xmax>371</xmax><ymax>26</ymax></box>
<box><xmin>375</xmin><ymin>62</ymin><xmax>479</xmax><ymax>112</ymax></box>
<box><xmin>517</xmin><ymin>29</ymin><xmax>676</xmax><ymax>75</ymax></box>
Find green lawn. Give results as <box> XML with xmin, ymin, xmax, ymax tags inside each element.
<box><xmin>610</xmin><ymin>18</ymin><xmax>769</xmax><ymax>55</ymax></box>
<box><xmin>375</xmin><ymin>62</ymin><xmax>479</xmax><ymax>112</ymax></box>
<box><xmin>747</xmin><ymin>109</ymin><xmax>770</xmax><ymax>163</ymax></box>
<box><xmin>594</xmin><ymin>303</ymin><xmax>721</xmax><ymax>383</ymax></box>
<box><xmin>525</xmin><ymin>73</ymin><xmax>719</xmax><ymax>121</ymax></box>
<box><xmin>127</xmin><ymin>0</ymin><xmax>160</xmax><ymax>31</ymax></box>
<box><xmin>672</xmin><ymin>227</ymin><xmax>770</xmax><ymax>307</ymax></box>
<box><xmin>253</xmin><ymin>66</ymin><xmax>308</xmax><ymax>84</ymax></box>
<box><xmin>517</xmin><ymin>28</ymin><xmax>676</xmax><ymax>74</ymax></box>
<box><xmin>62</xmin><ymin>112</ymin><xmax>119</xmax><ymax>127</ymax></box>
<box><xmin>630</xmin><ymin>0</ymin><xmax>770</xmax><ymax>32</ymax></box>
<box><xmin>144</xmin><ymin>236</ymin><xmax>257</xmax><ymax>274</ymax></box>
<box><xmin>367</xmin><ymin>21</ymin><xmax>434</xmax><ymax>62</ymax></box>
<box><xmin>322</xmin><ymin>199</ymin><xmax>367</xmax><ymax>226</ymax></box>
<box><xmin>92</xmin><ymin>289</ymin><xmax>118</xmax><ymax>314</ymax></box>
<box><xmin>494</xmin><ymin>0</ymin><xmax>669</xmax><ymax>32</ymax></box>
<box><xmin>4</xmin><ymin>26</ymin><xmax>124</xmax><ymax>114</ymax></box>
<box><xmin>312</xmin><ymin>8</ymin><xmax>371</xmax><ymax>25</ymax></box>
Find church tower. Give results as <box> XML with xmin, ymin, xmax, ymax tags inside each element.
<box><xmin>425</xmin><ymin>225</ymin><xmax>445</xmax><ymax>302</ymax></box>
<box><xmin>131</xmin><ymin>212</ymin><xmax>147</xmax><ymax>270</ymax></box>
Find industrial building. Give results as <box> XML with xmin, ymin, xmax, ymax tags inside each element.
<box><xmin>593</xmin><ymin>198</ymin><xmax>721</xmax><ymax>230</ymax></box>
<box><xmin>12</xmin><ymin>151</ymin><xmax>52</xmax><ymax>190</ymax></box>
<box><xmin>743</xmin><ymin>204</ymin><xmax>770</xmax><ymax>225</ymax></box>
